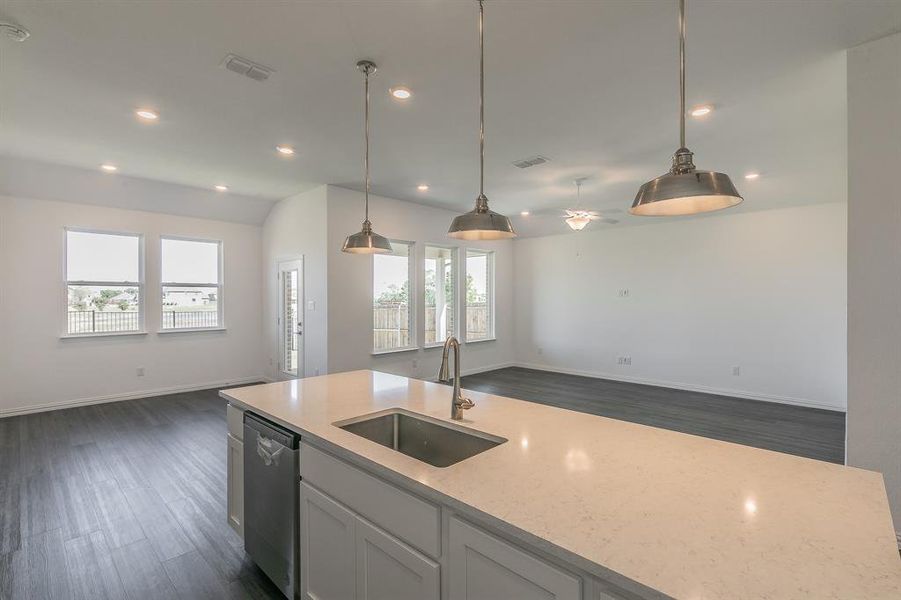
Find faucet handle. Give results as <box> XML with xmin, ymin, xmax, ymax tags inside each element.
<box><xmin>457</xmin><ymin>397</ymin><xmax>474</xmax><ymax>410</ymax></box>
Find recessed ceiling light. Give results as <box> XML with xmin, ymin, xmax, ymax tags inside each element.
<box><xmin>100</xmin><ymin>164</ymin><xmax>118</xmax><ymax>172</ymax></box>
<box><xmin>520</xmin><ymin>211</ymin><xmax>530</xmax><ymax>216</ymax></box>
<box><xmin>417</xmin><ymin>184</ymin><xmax>429</xmax><ymax>191</ymax></box>
<box><xmin>214</xmin><ymin>184</ymin><xmax>229</xmax><ymax>192</ymax></box>
<box><xmin>135</xmin><ymin>108</ymin><xmax>159</xmax><ymax>121</ymax></box>
<box><xmin>744</xmin><ymin>172</ymin><xmax>760</xmax><ymax>180</ymax></box>
<box><xmin>390</xmin><ymin>87</ymin><xmax>412</xmax><ymax>100</ymax></box>
<box><xmin>276</xmin><ymin>145</ymin><xmax>295</xmax><ymax>156</ymax></box>
<box><xmin>690</xmin><ymin>105</ymin><xmax>712</xmax><ymax>117</ymax></box>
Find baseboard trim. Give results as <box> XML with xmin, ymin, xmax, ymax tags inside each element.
<box><xmin>510</xmin><ymin>362</ymin><xmax>846</xmax><ymax>413</ymax></box>
<box><xmin>0</xmin><ymin>376</ymin><xmax>265</xmax><ymax>418</ymax></box>
<box><xmin>462</xmin><ymin>361</ymin><xmax>516</xmax><ymax>377</ymax></box>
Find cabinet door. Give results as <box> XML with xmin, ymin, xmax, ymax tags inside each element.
<box><xmin>299</xmin><ymin>482</ymin><xmax>356</xmax><ymax>600</ymax></box>
<box><xmin>226</xmin><ymin>433</ymin><xmax>244</xmax><ymax>537</ymax></box>
<box><xmin>356</xmin><ymin>517</ymin><xmax>440</xmax><ymax>600</ymax></box>
<box><xmin>448</xmin><ymin>517</ymin><xmax>581</xmax><ymax>600</ymax></box>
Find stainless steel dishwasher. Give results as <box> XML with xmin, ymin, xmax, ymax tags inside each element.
<box><xmin>243</xmin><ymin>412</ymin><xmax>300</xmax><ymax>599</ymax></box>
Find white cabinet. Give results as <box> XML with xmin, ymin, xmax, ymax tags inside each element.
<box><xmin>448</xmin><ymin>516</ymin><xmax>581</xmax><ymax>600</ymax></box>
<box><xmin>300</xmin><ymin>481</ymin><xmax>440</xmax><ymax>600</ymax></box>
<box><xmin>226</xmin><ymin>432</ymin><xmax>244</xmax><ymax>537</ymax></box>
<box><xmin>356</xmin><ymin>517</ymin><xmax>440</xmax><ymax>600</ymax></box>
<box><xmin>300</xmin><ymin>482</ymin><xmax>356</xmax><ymax>600</ymax></box>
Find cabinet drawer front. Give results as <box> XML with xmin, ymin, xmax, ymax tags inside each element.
<box><xmin>226</xmin><ymin>403</ymin><xmax>244</xmax><ymax>440</ymax></box>
<box><xmin>449</xmin><ymin>516</ymin><xmax>581</xmax><ymax>600</ymax></box>
<box><xmin>356</xmin><ymin>517</ymin><xmax>440</xmax><ymax>600</ymax></box>
<box><xmin>301</xmin><ymin>443</ymin><xmax>441</xmax><ymax>557</ymax></box>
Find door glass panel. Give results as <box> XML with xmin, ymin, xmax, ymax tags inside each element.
<box><xmin>282</xmin><ymin>269</ymin><xmax>299</xmax><ymax>375</ymax></box>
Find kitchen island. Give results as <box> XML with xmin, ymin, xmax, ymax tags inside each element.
<box><xmin>221</xmin><ymin>370</ymin><xmax>900</xmax><ymax>599</ymax></box>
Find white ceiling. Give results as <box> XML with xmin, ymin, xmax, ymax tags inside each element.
<box><xmin>1</xmin><ymin>1</ymin><xmax>899</xmax><ymax>234</ymax></box>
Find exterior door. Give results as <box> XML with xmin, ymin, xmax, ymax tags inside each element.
<box><xmin>277</xmin><ymin>259</ymin><xmax>303</xmax><ymax>379</ymax></box>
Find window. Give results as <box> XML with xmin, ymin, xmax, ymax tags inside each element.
<box><xmin>424</xmin><ymin>246</ymin><xmax>457</xmax><ymax>346</ymax></box>
<box><xmin>66</xmin><ymin>229</ymin><xmax>143</xmax><ymax>335</ymax></box>
<box><xmin>372</xmin><ymin>241</ymin><xmax>414</xmax><ymax>353</ymax></box>
<box><xmin>161</xmin><ymin>237</ymin><xmax>222</xmax><ymax>330</ymax></box>
<box><xmin>465</xmin><ymin>249</ymin><xmax>494</xmax><ymax>341</ymax></box>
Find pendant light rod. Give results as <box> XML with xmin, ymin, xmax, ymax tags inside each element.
<box><xmin>678</xmin><ymin>0</ymin><xmax>686</xmax><ymax>149</ymax></box>
<box><xmin>359</xmin><ymin>60</ymin><xmax>375</xmax><ymax>224</ymax></box>
<box><xmin>478</xmin><ymin>0</ymin><xmax>485</xmax><ymax>198</ymax></box>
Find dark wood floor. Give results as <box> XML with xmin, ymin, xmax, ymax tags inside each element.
<box><xmin>0</xmin><ymin>388</ymin><xmax>283</xmax><ymax>600</ymax></box>
<box><xmin>0</xmin><ymin>369</ymin><xmax>846</xmax><ymax>599</ymax></box>
<box><xmin>462</xmin><ymin>367</ymin><xmax>846</xmax><ymax>463</ymax></box>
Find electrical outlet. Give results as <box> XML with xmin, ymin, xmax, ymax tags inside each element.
<box><xmin>307</xmin><ymin>300</ymin><xmax>316</xmax><ymax>311</ymax></box>
<box><xmin>618</xmin><ymin>288</ymin><xmax>631</xmax><ymax>298</ymax></box>
<box><xmin>618</xmin><ymin>356</ymin><xmax>632</xmax><ymax>366</ymax></box>
<box><xmin>136</xmin><ymin>367</ymin><xmax>145</xmax><ymax>377</ymax></box>
<box><xmin>624</xmin><ymin>356</ymin><xmax>632</xmax><ymax>365</ymax></box>
<box><xmin>732</xmin><ymin>366</ymin><xmax>741</xmax><ymax>376</ymax></box>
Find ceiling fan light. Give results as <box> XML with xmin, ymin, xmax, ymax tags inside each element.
<box><xmin>565</xmin><ymin>215</ymin><xmax>591</xmax><ymax>231</ymax></box>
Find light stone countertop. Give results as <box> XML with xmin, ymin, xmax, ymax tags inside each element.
<box><xmin>221</xmin><ymin>370</ymin><xmax>901</xmax><ymax>599</ymax></box>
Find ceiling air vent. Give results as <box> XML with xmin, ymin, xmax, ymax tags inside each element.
<box><xmin>512</xmin><ymin>155</ymin><xmax>550</xmax><ymax>169</ymax></box>
<box><xmin>221</xmin><ymin>53</ymin><xmax>274</xmax><ymax>82</ymax></box>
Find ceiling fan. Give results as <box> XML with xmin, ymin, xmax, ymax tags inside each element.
<box><xmin>529</xmin><ymin>179</ymin><xmax>621</xmax><ymax>231</ymax></box>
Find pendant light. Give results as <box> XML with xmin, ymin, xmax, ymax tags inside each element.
<box><xmin>630</xmin><ymin>0</ymin><xmax>742</xmax><ymax>216</ymax></box>
<box><xmin>448</xmin><ymin>0</ymin><xmax>516</xmax><ymax>240</ymax></box>
<box><xmin>565</xmin><ymin>179</ymin><xmax>591</xmax><ymax>231</ymax></box>
<box><xmin>342</xmin><ymin>60</ymin><xmax>393</xmax><ymax>254</ymax></box>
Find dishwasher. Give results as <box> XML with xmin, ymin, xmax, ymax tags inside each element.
<box><xmin>243</xmin><ymin>412</ymin><xmax>300</xmax><ymax>599</ymax></box>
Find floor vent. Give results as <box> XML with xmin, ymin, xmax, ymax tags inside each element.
<box><xmin>512</xmin><ymin>155</ymin><xmax>550</xmax><ymax>169</ymax></box>
<box><xmin>221</xmin><ymin>53</ymin><xmax>274</xmax><ymax>82</ymax></box>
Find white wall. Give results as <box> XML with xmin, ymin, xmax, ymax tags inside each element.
<box><xmin>846</xmin><ymin>32</ymin><xmax>901</xmax><ymax>530</ymax></box>
<box><xmin>326</xmin><ymin>186</ymin><xmax>516</xmax><ymax>379</ymax></box>
<box><xmin>0</xmin><ymin>194</ymin><xmax>265</xmax><ymax>415</ymax></box>
<box><xmin>261</xmin><ymin>186</ymin><xmax>329</xmax><ymax>380</ymax></box>
<box><xmin>513</xmin><ymin>202</ymin><xmax>848</xmax><ymax>411</ymax></box>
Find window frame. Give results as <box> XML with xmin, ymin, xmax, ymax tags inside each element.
<box><xmin>371</xmin><ymin>239</ymin><xmax>417</xmax><ymax>355</ymax></box>
<box><xmin>159</xmin><ymin>235</ymin><xmax>225</xmax><ymax>333</ymax></box>
<box><xmin>463</xmin><ymin>248</ymin><xmax>496</xmax><ymax>343</ymax></box>
<box><xmin>62</xmin><ymin>227</ymin><xmax>146</xmax><ymax>338</ymax></box>
<box><xmin>422</xmin><ymin>244</ymin><xmax>459</xmax><ymax>349</ymax></box>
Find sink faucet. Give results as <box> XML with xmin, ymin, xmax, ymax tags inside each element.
<box><xmin>437</xmin><ymin>337</ymin><xmax>474</xmax><ymax>420</ymax></box>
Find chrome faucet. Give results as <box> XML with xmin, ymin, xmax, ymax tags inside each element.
<box><xmin>437</xmin><ymin>337</ymin><xmax>474</xmax><ymax>420</ymax></box>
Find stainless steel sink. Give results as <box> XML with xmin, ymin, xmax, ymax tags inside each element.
<box><xmin>334</xmin><ymin>408</ymin><xmax>506</xmax><ymax>468</ymax></box>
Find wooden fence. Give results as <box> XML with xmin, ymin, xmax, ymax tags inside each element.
<box><xmin>373</xmin><ymin>303</ymin><xmax>488</xmax><ymax>351</ymax></box>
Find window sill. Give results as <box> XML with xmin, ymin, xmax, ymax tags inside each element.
<box><xmin>465</xmin><ymin>337</ymin><xmax>496</xmax><ymax>344</ymax></box>
<box><xmin>61</xmin><ymin>331</ymin><xmax>148</xmax><ymax>339</ymax></box>
<box><xmin>158</xmin><ymin>327</ymin><xmax>227</xmax><ymax>334</ymax></box>
<box><xmin>371</xmin><ymin>347</ymin><xmax>418</xmax><ymax>356</ymax></box>
<box><xmin>423</xmin><ymin>342</ymin><xmax>448</xmax><ymax>349</ymax></box>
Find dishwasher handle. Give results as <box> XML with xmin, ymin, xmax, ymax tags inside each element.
<box><xmin>256</xmin><ymin>432</ymin><xmax>285</xmax><ymax>466</ymax></box>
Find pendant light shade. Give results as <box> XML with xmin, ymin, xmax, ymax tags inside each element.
<box><xmin>448</xmin><ymin>0</ymin><xmax>516</xmax><ymax>240</ymax></box>
<box><xmin>630</xmin><ymin>0</ymin><xmax>742</xmax><ymax>217</ymax></box>
<box><xmin>342</xmin><ymin>60</ymin><xmax>392</xmax><ymax>254</ymax></box>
